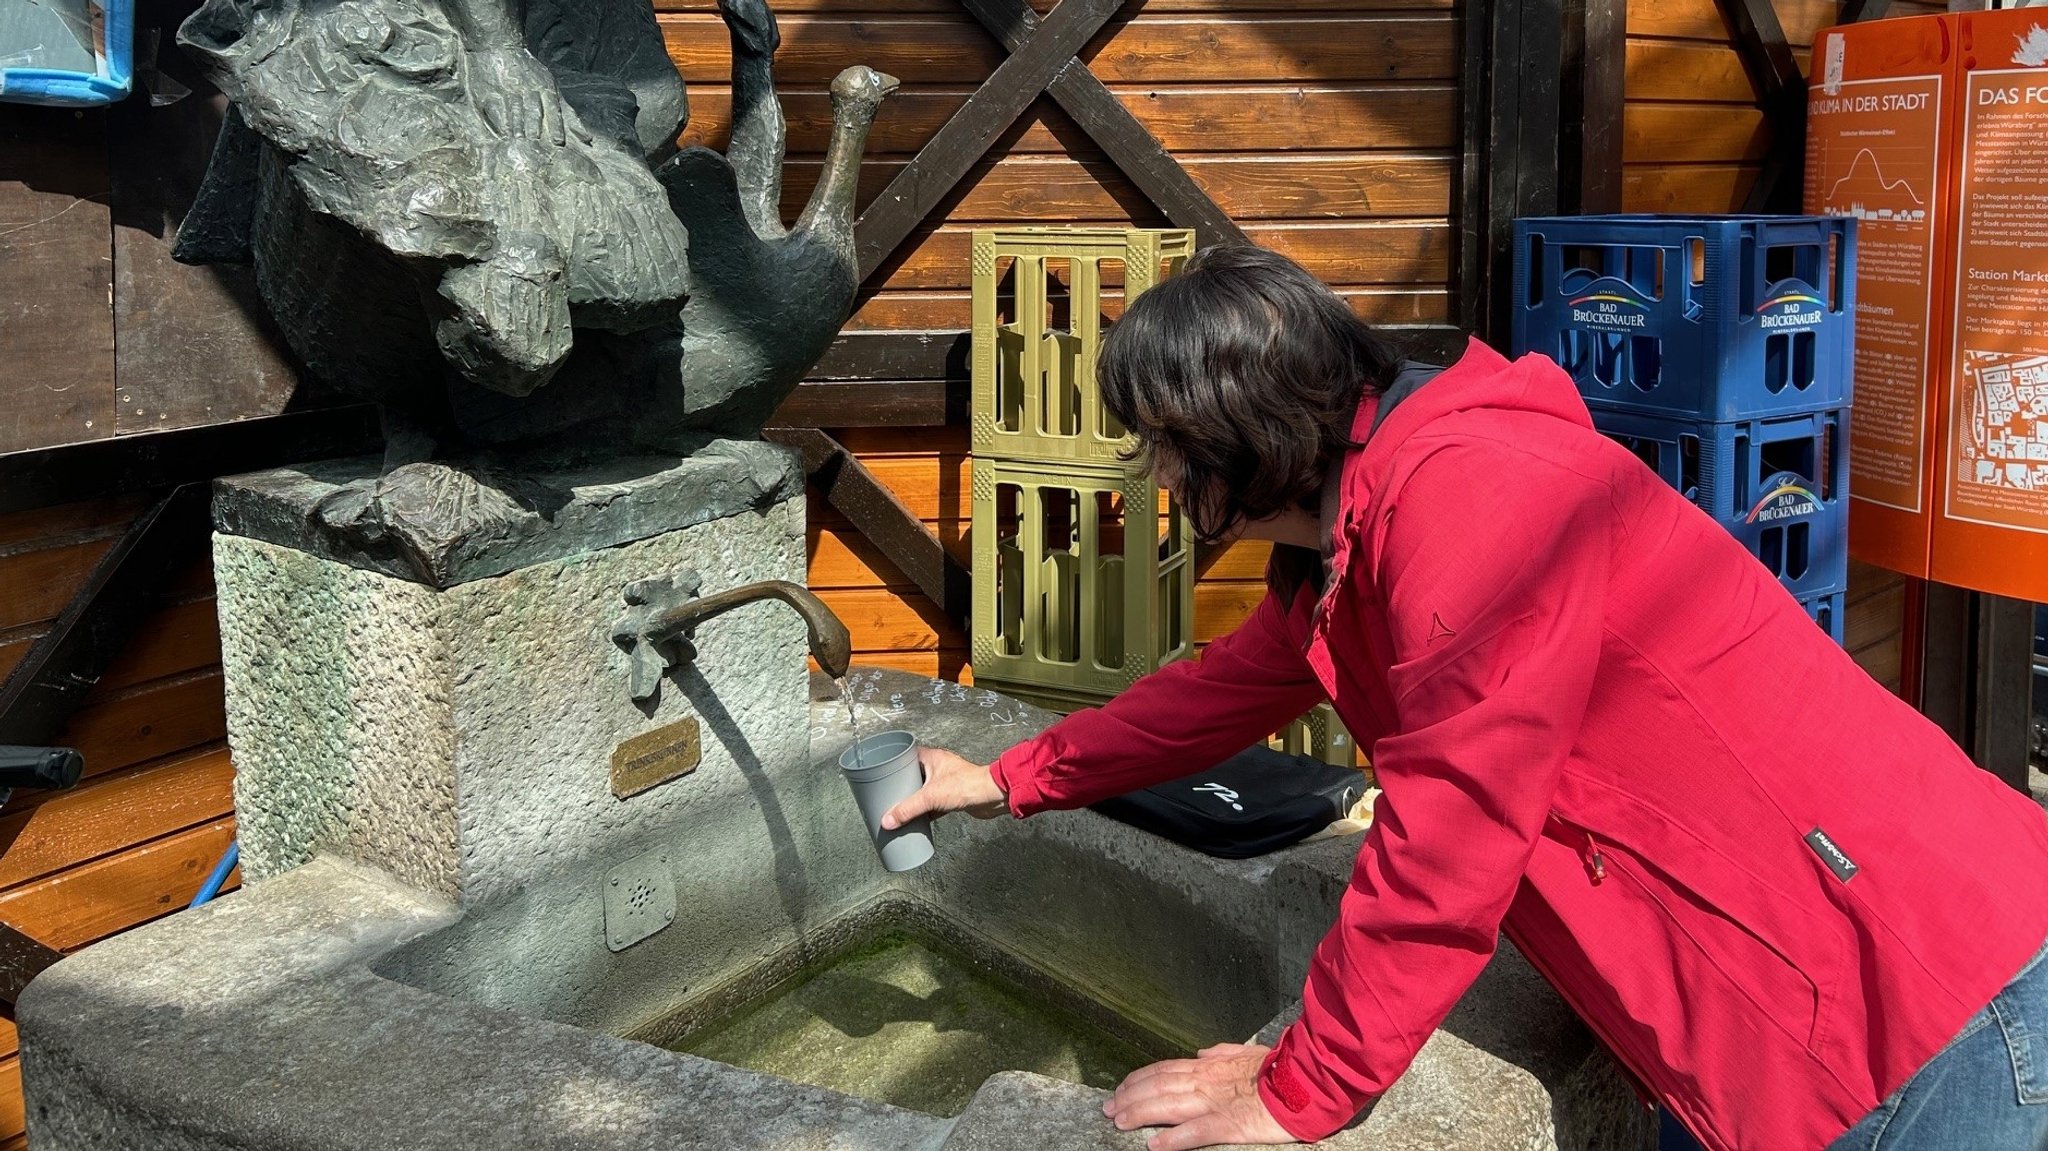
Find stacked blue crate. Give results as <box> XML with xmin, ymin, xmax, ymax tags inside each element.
<box><xmin>1511</xmin><ymin>215</ymin><xmax>1857</xmax><ymax>644</ymax></box>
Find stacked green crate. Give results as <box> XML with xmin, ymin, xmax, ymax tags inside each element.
<box><xmin>1272</xmin><ymin>702</ymin><xmax>1360</xmax><ymax>770</ymax></box>
<box><xmin>968</xmin><ymin>228</ymin><xmax>1196</xmax><ymax>712</ymax></box>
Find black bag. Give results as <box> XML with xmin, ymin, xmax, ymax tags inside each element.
<box><xmin>1089</xmin><ymin>744</ymin><xmax>1366</xmax><ymax>859</ymax></box>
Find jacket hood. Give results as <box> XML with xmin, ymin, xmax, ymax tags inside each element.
<box><xmin>1355</xmin><ymin>337</ymin><xmax>1597</xmax><ymax>459</ymax></box>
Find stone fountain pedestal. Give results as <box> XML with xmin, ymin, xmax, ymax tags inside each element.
<box><xmin>209</xmin><ymin>442</ymin><xmax>813</xmax><ymax>909</ymax></box>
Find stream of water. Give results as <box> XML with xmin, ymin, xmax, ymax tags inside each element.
<box><xmin>834</xmin><ymin>674</ymin><xmax>868</xmax><ymax>768</ymax></box>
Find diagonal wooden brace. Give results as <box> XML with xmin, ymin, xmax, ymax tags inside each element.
<box><xmin>855</xmin><ymin>0</ymin><xmax>1131</xmax><ymax>281</ymax></box>
<box><xmin>765</xmin><ymin>429</ymin><xmax>972</xmax><ymax>625</ymax></box>
<box><xmin>0</xmin><ymin>921</ymin><xmax>63</xmax><ymax>1005</ymax></box>
<box><xmin>955</xmin><ymin>0</ymin><xmax>1245</xmax><ymax>246</ymax></box>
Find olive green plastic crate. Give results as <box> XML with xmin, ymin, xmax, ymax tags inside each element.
<box><xmin>1272</xmin><ymin>702</ymin><xmax>1360</xmax><ymax>768</ymax></box>
<box><xmin>970</xmin><ymin>457</ymin><xmax>1195</xmax><ymax>712</ymax></box>
<box><xmin>970</xmin><ymin>227</ymin><xmax>1196</xmax><ymax>464</ymax></box>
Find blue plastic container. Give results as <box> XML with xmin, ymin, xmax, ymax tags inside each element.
<box><xmin>1512</xmin><ymin>215</ymin><xmax>1856</xmax><ymax>422</ymax></box>
<box><xmin>1799</xmin><ymin>589</ymin><xmax>1847</xmax><ymax>647</ymax></box>
<box><xmin>0</xmin><ymin>0</ymin><xmax>132</xmax><ymax>107</ymax></box>
<box><xmin>1598</xmin><ymin>406</ymin><xmax>1851</xmax><ymax>599</ymax></box>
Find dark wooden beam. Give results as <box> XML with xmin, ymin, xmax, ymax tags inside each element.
<box><xmin>1455</xmin><ymin>0</ymin><xmax>1492</xmax><ymax>336</ymax></box>
<box><xmin>1466</xmin><ymin>0</ymin><xmax>1567</xmax><ymax>343</ymax></box>
<box><xmin>1560</xmin><ymin>0</ymin><xmax>1626</xmax><ymax>215</ymax></box>
<box><xmin>1504</xmin><ymin>0</ymin><xmax>1564</xmax><ymax>316</ymax></box>
<box><xmin>1839</xmin><ymin>0</ymin><xmax>1894</xmax><ymax>26</ymax></box>
<box><xmin>1741</xmin><ymin>103</ymin><xmax>1805</xmax><ymax>213</ymax></box>
<box><xmin>955</xmin><ymin>0</ymin><xmax>1246</xmax><ymax>246</ymax></box>
<box><xmin>1915</xmin><ymin>584</ymin><xmax>2037</xmax><ymax>796</ymax></box>
<box><xmin>809</xmin><ymin>330</ymin><xmax>971</xmax><ymax>382</ymax></box>
<box><xmin>0</xmin><ymin>406</ymin><xmax>381</xmax><ymax>517</ymax></box>
<box><xmin>1974</xmin><ymin>594</ymin><xmax>2036</xmax><ymax>794</ymax></box>
<box><xmin>1916</xmin><ymin>580</ymin><xmax>1972</xmax><ymax>747</ymax></box>
<box><xmin>0</xmin><ymin>922</ymin><xmax>63</xmax><ymax>1005</ymax></box>
<box><xmin>787</xmin><ymin>330</ymin><xmax>1469</xmax><ymax>430</ymax></box>
<box><xmin>0</xmin><ymin>484</ymin><xmax>212</xmax><ymax>749</ymax></box>
<box><xmin>1045</xmin><ymin>68</ymin><xmax>1247</xmax><ymax>246</ymax></box>
<box><xmin>1717</xmin><ymin>0</ymin><xmax>1805</xmax><ymax>213</ymax></box>
<box><xmin>1389</xmin><ymin>325</ymin><xmax>1472</xmax><ymax>366</ymax></box>
<box><xmin>769</xmin><ymin>379</ymin><xmax>965</xmax><ymax>429</ymax></box>
<box><xmin>764</xmin><ymin>429</ymin><xmax>971</xmax><ymax>623</ymax></box>
<box><xmin>854</xmin><ymin>0</ymin><xmax>1128</xmax><ymax>281</ymax></box>
<box><xmin>1718</xmin><ymin>0</ymin><xmax>1800</xmax><ymax>99</ymax></box>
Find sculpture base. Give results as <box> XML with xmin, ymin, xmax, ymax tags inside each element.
<box><xmin>212</xmin><ymin>439</ymin><xmax>802</xmax><ymax>588</ymax></box>
<box><xmin>212</xmin><ymin>445</ymin><xmax>808</xmax><ymax>906</ymax></box>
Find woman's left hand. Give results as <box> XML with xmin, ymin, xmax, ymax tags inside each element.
<box><xmin>1104</xmin><ymin>1042</ymin><xmax>1299</xmax><ymax>1150</ymax></box>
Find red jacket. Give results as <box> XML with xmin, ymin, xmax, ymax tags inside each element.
<box><xmin>989</xmin><ymin>340</ymin><xmax>2048</xmax><ymax>1151</ymax></box>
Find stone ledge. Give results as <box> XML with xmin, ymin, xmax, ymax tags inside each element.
<box><xmin>214</xmin><ymin>439</ymin><xmax>804</xmax><ymax>587</ymax></box>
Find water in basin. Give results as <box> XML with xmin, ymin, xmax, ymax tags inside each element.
<box><xmin>655</xmin><ymin>920</ymin><xmax>1180</xmax><ymax>1117</ymax></box>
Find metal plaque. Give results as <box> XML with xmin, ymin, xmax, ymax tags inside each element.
<box><xmin>610</xmin><ymin>717</ymin><xmax>701</xmax><ymax>799</ymax></box>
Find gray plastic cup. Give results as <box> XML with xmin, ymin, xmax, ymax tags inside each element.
<box><xmin>838</xmin><ymin>731</ymin><xmax>934</xmax><ymax>872</ymax></box>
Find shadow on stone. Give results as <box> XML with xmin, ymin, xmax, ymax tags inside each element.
<box><xmin>678</xmin><ymin>663</ymin><xmax>812</xmax><ymax>946</ymax></box>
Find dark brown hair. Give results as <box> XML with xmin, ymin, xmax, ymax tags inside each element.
<box><xmin>1096</xmin><ymin>244</ymin><xmax>1401</xmax><ymax>601</ymax></box>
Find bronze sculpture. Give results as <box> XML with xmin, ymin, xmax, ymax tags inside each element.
<box><xmin>174</xmin><ymin>0</ymin><xmax>897</xmax><ymax>554</ymax></box>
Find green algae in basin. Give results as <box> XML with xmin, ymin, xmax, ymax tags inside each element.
<box><xmin>669</xmin><ymin>929</ymin><xmax>1177</xmax><ymax>1117</ymax></box>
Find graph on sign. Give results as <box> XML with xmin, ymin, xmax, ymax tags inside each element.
<box><xmin>1822</xmin><ymin>148</ymin><xmax>1930</xmax><ymax>227</ymax></box>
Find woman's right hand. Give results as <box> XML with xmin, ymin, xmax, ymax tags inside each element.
<box><xmin>880</xmin><ymin>746</ymin><xmax>1008</xmax><ymax>829</ymax></box>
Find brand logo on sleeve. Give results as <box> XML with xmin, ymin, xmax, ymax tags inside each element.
<box><xmin>1427</xmin><ymin>612</ymin><xmax>1458</xmax><ymax>644</ymax></box>
<box><xmin>1805</xmin><ymin>827</ymin><xmax>1859</xmax><ymax>883</ymax></box>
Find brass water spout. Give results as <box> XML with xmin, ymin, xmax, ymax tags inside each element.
<box><xmin>613</xmin><ymin>573</ymin><xmax>852</xmax><ymax>703</ymax></box>
<box><xmin>656</xmin><ymin>580</ymin><xmax>852</xmax><ymax>680</ymax></box>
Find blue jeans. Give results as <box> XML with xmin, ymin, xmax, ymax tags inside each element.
<box><xmin>1660</xmin><ymin>936</ymin><xmax>2048</xmax><ymax>1151</ymax></box>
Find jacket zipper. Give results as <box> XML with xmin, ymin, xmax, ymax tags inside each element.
<box><xmin>1551</xmin><ymin>812</ymin><xmax>1607</xmax><ymax>885</ymax></box>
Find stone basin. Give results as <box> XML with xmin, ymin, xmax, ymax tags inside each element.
<box><xmin>22</xmin><ymin>668</ymin><xmax>1650</xmax><ymax>1151</ymax></box>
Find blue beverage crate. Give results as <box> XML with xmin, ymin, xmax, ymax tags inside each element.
<box><xmin>1599</xmin><ymin>406</ymin><xmax>1850</xmax><ymax>599</ymax></box>
<box><xmin>1799</xmin><ymin>589</ymin><xmax>1847</xmax><ymax>647</ymax></box>
<box><xmin>1512</xmin><ymin>215</ymin><xmax>1856</xmax><ymax>422</ymax></box>
<box><xmin>0</xmin><ymin>0</ymin><xmax>132</xmax><ymax>107</ymax></box>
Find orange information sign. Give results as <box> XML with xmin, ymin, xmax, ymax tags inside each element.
<box><xmin>1805</xmin><ymin>16</ymin><xmax>1953</xmax><ymax>579</ymax></box>
<box><xmin>1808</xmin><ymin>11</ymin><xmax>2048</xmax><ymax>599</ymax></box>
<box><xmin>1930</xmin><ymin>10</ymin><xmax>2048</xmax><ymax>599</ymax></box>
<box><xmin>1807</xmin><ymin>76</ymin><xmax>1944</xmax><ymax>515</ymax></box>
<box><xmin>1947</xmin><ymin>72</ymin><xmax>2048</xmax><ymax>531</ymax></box>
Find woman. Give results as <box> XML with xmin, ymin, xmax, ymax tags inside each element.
<box><xmin>880</xmin><ymin>244</ymin><xmax>2048</xmax><ymax>1151</ymax></box>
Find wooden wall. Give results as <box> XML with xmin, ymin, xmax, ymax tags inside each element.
<box><xmin>1621</xmin><ymin>0</ymin><xmax>1944</xmax><ymax>215</ymax></box>
<box><xmin>0</xmin><ymin>497</ymin><xmax>239</xmax><ymax>1150</ymax></box>
<box><xmin>663</xmin><ymin>0</ymin><xmax>1456</xmax><ymax>332</ymax></box>
<box><xmin>0</xmin><ymin>76</ymin><xmax>297</xmax><ymax>458</ymax></box>
<box><xmin>1619</xmin><ymin>0</ymin><xmax>1938</xmax><ymax>696</ymax></box>
<box><xmin>657</xmin><ymin>0</ymin><xmax>1459</xmax><ymax>669</ymax></box>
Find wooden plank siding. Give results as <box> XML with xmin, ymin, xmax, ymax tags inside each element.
<box><xmin>652</xmin><ymin>0</ymin><xmax>1458</xmax><ymax>669</ymax></box>
<box><xmin>0</xmin><ymin>496</ymin><xmax>240</xmax><ymax>1146</ymax></box>
<box><xmin>1621</xmin><ymin>0</ymin><xmax>1943</xmax><ymax>213</ymax></box>
<box><xmin>1620</xmin><ymin>0</ymin><xmax>1936</xmax><ymax>694</ymax></box>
